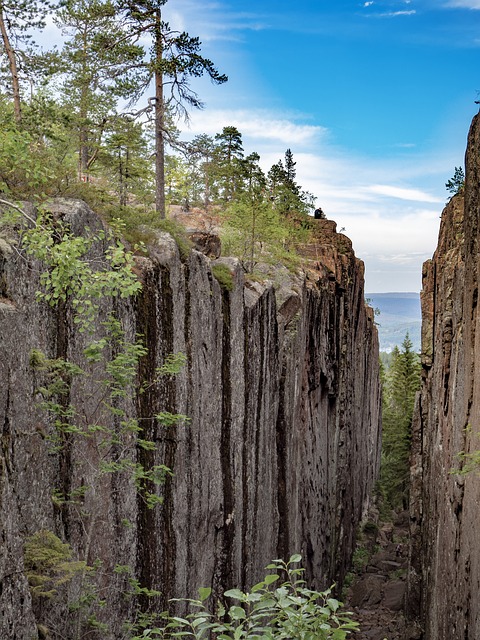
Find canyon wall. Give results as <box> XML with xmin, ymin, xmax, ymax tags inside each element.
<box><xmin>0</xmin><ymin>200</ymin><xmax>381</xmax><ymax>638</ymax></box>
<box><xmin>407</xmin><ymin>113</ymin><xmax>480</xmax><ymax>639</ymax></box>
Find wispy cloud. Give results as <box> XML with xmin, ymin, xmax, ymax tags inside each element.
<box><xmin>362</xmin><ymin>184</ymin><xmax>442</xmax><ymax>203</ymax></box>
<box><xmin>164</xmin><ymin>2</ymin><xmax>270</xmax><ymax>42</ymax></box>
<box><xmin>182</xmin><ymin>110</ymin><xmax>326</xmax><ymax>146</ymax></box>
<box><xmin>444</xmin><ymin>0</ymin><xmax>480</xmax><ymax>7</ymax></box>
<box><xmin>374</xmin><ymin>10</ymin><xmax>417</xmax><ymax>16</ymax></box>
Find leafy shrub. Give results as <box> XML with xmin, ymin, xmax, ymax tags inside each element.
<box><xmin>131</xmin><ymin>554</ymin><xmax>359</xmax><ymax>639</ymax></box>
<box><xmin>351</xmin><ymin>546</ymin><xmax>370</xmax><ymax>574</ymax></box>
<box><xmin>24</xmin><ymin>530</ymin><xmax>89</xmax><ymax>599</ymax></box>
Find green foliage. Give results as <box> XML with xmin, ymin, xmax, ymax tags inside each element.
<box><xmin>0</xmin><ymin>126</ymin><xmax>56</xmax><ymax>198</ymax></box>
<box><xmin>53</xmin><ymin>0</ymin><xmax>148</xmax><ymax>175</ymax></box>
<box><xmin>379</xmin><ymin>334</ymin><xmax>421</xmax><ymax>511</ymax></box>
<box><xmin>220</xmin><ymin>195</ymin><xmax>309</xmax><ymax>274</ymax></box>
<box><xmin>130</xmin><ymin>555</ymin><xmax>359</xmax><ymax>640</ymax></box>
<box><xmin>24</xmin><ymin>530</ymin><xmax>89</xmax><ymax>599</ymax></box>
<box><xmin>445</xmin><ymin>166</ymin><xmax>465</xmax><ymax>196</ymax></box>
<box><xmin>211</xmin><ymin>263</ymin><xmax>234</xmax><ymax>291</ymax></box>
<box><xmin>22</xmin><ymin>208</ymin><xmax>141</xmax><ymax>333</ymax></box>
<box><xmin>351</xmin><ymin>547</ymin><xmax>369</xmax><ymax>574</ymax></box>
<box><xmin>213</xmin><ymin>126</ymin><xmax>245</xmax><ymax>202</ymax></box>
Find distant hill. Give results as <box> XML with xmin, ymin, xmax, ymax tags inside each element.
<box><xmin>366</xmin><ymin>292</ymin><xmax>421</xmax><ymax>353</ymax></box>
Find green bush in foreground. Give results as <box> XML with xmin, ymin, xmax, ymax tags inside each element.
<box><xmin>132</xmin><ymin>555</ymin><xmax>359</xmax><ymax>639</ymax></box>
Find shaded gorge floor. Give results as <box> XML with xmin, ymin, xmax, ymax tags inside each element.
<box><xmin>344</xmin><ymin>512</ymin><xmax>414</xmax><ymax>640</ymax></box>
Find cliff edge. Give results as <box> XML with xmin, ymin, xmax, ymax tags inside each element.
<box><xmin>0</xmin><ymin>200</ymin><xmax>381</xmax><ymax>638</ymax></box>
<box><xmin>407</xmin><ymin>113</ymin><xmax>480</xmax><ymax>639</ymax></box>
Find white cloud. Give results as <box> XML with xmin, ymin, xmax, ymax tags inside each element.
<box><xmin>362</xmin><ymin>184</ymin><xmax>443</xmax><ymax>203</ymax></box>
<box><xmin>182</xmin><ymin>110</ymin><xmax>326</xmax><ymax>145</ymax></box>
<box><xmin>444</xmin><ymin>0</ymin><xmax>480</xmax><ymax>7</ymax></box>
<box><xmin>364</xmin><ymin>1</ymin><xmax>374</xmax><ymax>6</ymax></box>
<box><xmin>163</xmin><ymin>2</ymin><xmax>269</xmax><ymax>42</ymax></box>
<box><xmin>380</xmin><ymin>10</ymin><xmax>416</xmax><ymax>16</ymax></box>
<box><xmin>181</xmin><ymin>107</ymin><xmax>448</xmax><ymax>292</ymax></box>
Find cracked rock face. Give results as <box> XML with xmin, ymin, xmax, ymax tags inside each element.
<box><xmin>406</xmin><ymin>114</ymin><xmax>480</xmax><ymax>639</ymax></box>
<box><xmin>0</xmin><ymin>200</ymin><xmax>381</xmax><ymax>637</ymax></box>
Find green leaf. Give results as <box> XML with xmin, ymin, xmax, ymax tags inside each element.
<box><xmin>224</xmin><ymin>588</ymin><xmax>245</xmax><ymax>600</ymax></box>
<box><xmin>327</xmin><ymin>597</ymin><xmax>340</xmax><ymax>612</ymax></box>
<box><xmin>288</xmin><ymin>553</ymin><xmax>302</xmax><ymax>564</ymax></box>
<box><xmin>234</xmin><ymin>627</ymin><xmax>245</xmax><ymax>640</ymax></box>
<box><xmin>229</xmin><ymin>605</ymin><xmax>246</xmax><ymax>620</ymax></box>
<box><xmin>198</xmin><ymin>587</ymin><xmax>211</xmax><ymax>601</ymax></box>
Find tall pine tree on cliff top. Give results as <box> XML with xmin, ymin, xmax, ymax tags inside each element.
<box><xmin>117</xmin><ymin>0</ymin><xmax>227</xmax><ymax>218</ymax></box>
<box><xmin>55</xmin><ymin>0</ymin><xmax>147</xmax><ymax>177</ymax></box>
<box><xmin>0</xmin><ymin>0</ymin><xmax>59</xmax><ymax>124</ymax></box>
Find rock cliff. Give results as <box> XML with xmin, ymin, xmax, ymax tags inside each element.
<box><xmin>407</xmin><ymin>113</ymin><xmax>480</xmax><ymax>639</ymax></box>
<box><xmin>0</xmin><ymin>200</ymin><xmax>381</xmax><ymax>638</ymax></box>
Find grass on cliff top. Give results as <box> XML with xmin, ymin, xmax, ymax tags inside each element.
<box><xmin>211</xmin><ymin>263</ymin><xmax>235</xmax><ymax>291</ymax></box>
<box><xmin>59</xmin><ymin>182</ymin><xmax>193</xmax><ymax>259</ymax></box>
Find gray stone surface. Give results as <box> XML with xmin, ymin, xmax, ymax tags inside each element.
<box><xmin>0</xmin><ymin>199</ymin><xmax>381</xmax><ymax>637</ymax></box>
<box><xmin>406</xmin><ymin>113</ymin><xmax>480</xmax><ymax>639</ymax></box>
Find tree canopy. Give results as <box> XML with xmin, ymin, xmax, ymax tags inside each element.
<box><xmin>379</xmin><ymin>334</ymin><xmax>421</xmax><ymax>511</ymax></box>
<box><xmin>0</xmin><ymin>0</ymin><xmax>319</xmax><ymax>266</ymax></box>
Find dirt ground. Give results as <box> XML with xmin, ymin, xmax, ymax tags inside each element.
<box><xmin>344</xmin><ymin>512</ymin><xmax>421</xmax><ymax>640</ymax></box>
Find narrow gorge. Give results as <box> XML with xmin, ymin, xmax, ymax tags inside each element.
<box><xmin>3</xmin><ymin>109</ymin><xmax>480</xmax><ymax>640</ymax></box>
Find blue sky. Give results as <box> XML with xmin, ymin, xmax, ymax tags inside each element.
<box><xmin>159</xmin><ymin>0</ymin><xmax>480</xmax><ymax>292</ymax></box>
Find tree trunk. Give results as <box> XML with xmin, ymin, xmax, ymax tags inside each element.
<box><xmin>154</xmin><ymin>7</ymin><xmax>165</xmax><ymax>219</ymax></box>
<box><xmin>0</xmin><ymin>8</ymin><xmax>21</xmax><ymax>125</ymax></box>
<box><xmin>78</xmin><ymin>26</ymin><xmax>89</xmax><ymax>178</ymax></box>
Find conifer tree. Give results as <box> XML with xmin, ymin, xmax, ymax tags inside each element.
<box><xmin>380</xmin><ymin>334</ymin><xmax>421</xmax><ymax>510</ymax></box>
<box><xmin>117</xmin><ymin>0</ymin><xmax>227</xmax><ymax>218</ymax></box>
<box><xmin>284</xmin><ymin>148</ymin><xmax>297</xmax><ymax>187</ymax></box>
<box><xmin>267</xmin><ymin>160</ymin><xmax>287</xmax><ymax>204</ymax></box>
<box><xmin>213</xmin><ymin>126</ymin><xmax>244</xmax><ymax>202</ymax></box>
<box><xmin>186</xmin><ymin>133</ymin><xmax>215</xmax><ymax>207</ymax></box>
<box><xmin>267</xmin><ymin>150</ymin><xmax>307</xmax><ymax>216</ymax></box>
<box><xmin>101</xmin><ymin>116</ymin><xmax>153</xmax><ymax>206</ymax></box>
<box><xmin>0</xmin><ymin>0</ymin><xmax>59</xmax><ymax>124</ymax></box>
<box><xmin>54</xmin><ymin>0</ymin><xmax>147</xmax><ymax>177</ymax></box>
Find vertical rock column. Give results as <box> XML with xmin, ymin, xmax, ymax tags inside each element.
<box><xmin>407</xmin><ymin>113</ymin><xmax>480</xmax><ymax>639</ymax></box>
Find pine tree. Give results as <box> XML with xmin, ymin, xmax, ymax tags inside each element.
<box><xmin>100</xmin><ymin>116</ymin><xmax>153</xmax><ymax>206</ymax></box>
<box><xmin>186</xmin><ymin>134</ymin><xmax>216</xmax><ymax>208</ymax></box>
<box><xmin>243</xmin><ymin>152</ymin><xmax>266</xmax><ymax>203</ymax></box>
<box><xmin>445</xmin><ymin>166</ymin><xmax>465</xmax><ymax>196</ymax></box>
<box><xmin>54</xmin><ymin>0</ymin><xmax>146</xmax><ymax>178</ymax></box>
<box><xmin>267</xmin><ymin>151</ymin><xmax>304</xmax><ymax>216</ymax></box>
<box><xmin>284</xmin><ymin>148</ymin><xmax>297</xmax><ymax>187</ymax></box>
<box><xmin>380</xmin><ymin>334</ymin><xmax>421</xmax><ymax>510</ymax></box>
<box><xmin>213</xmin><ymin>126</ymin><xmax>244</xmax><ymax>202</ymax></box>
<box><xmin>267</xmin><ymin>160</ymin><xmax>287</xmax><ymax>204</ymax></box>
<box><xmin>0</xmin><ymin>0</ymin><xmax>59</xmax><ymax>124</ymax></box>
<box><xmin>117</xmin><ymin>0</ymin><xmax>227</xmax><ymax>218</ymax></box>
